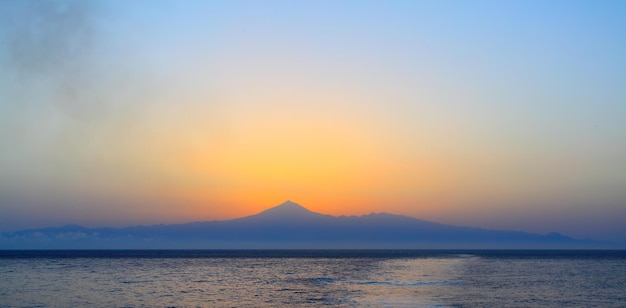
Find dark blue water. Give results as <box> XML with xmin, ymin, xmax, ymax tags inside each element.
<box><xmin>1</xmin><ymin>250</ymin><xmax>625</xmax><ymax>307</ymax></box>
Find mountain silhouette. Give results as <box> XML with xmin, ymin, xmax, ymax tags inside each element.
<box><xmin>242</xmin><ymin>200</ymin><xmax>329</xmax><ymax>221</ymax></box>
<box><xmin>259</xmin><ymin>200</ymin><xmax>311</xmax><ymax>215</ymax></box>
<box><xmin>0</xmin><ymin>201</ymin><xmax>610</xmax><ymax>249</ymax></box>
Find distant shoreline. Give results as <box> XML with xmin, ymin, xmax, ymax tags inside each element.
<box><xmin>1</xmin><ymin>249</ymin><xmax>625</xmax><ymax>259</ymax></box>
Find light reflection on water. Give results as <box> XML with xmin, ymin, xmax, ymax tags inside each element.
<box><xmin>340</xmin><ymin>257</ymin><xmax>468</xmax><ymax>307</ymax></box>
<box><xmin>0</xmin><ymin>252</ymin><xmax>625</xmax><ymax>307</ymax></box>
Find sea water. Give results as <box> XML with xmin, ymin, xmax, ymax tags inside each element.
<box><xmin>1</xmin><ymin>250</ymin><xmax>625</xmax><ymax>307</ymax></box>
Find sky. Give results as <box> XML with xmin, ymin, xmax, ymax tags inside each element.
<box><xmin>1</xmin><ymin>0</ymin><xmax>625</xmax><ymax>242</ymax></box>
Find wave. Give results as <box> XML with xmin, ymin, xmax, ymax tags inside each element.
<box><xmin>311</xmin><ymin>277</ymin><xmax>461</xmax><ymax>287</ymax></box>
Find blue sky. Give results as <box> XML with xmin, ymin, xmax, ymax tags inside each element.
<box><xmin>0</xmin><ymin>0</ymin><xmax>625</xmax><ymax>242</ymax></box>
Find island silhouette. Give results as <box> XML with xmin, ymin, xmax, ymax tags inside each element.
<box><xmin>0</xmin><ymin>201</ymin><xmax>605</xmax><ymax>249</ymax></box>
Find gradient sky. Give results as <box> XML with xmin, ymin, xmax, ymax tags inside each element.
<box><xmin>1</xmin><ymin>0</ymin><xmax>625</xmax><ymax>242</ymax></box>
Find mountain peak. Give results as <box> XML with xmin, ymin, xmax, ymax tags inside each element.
<box><xmin>270</xmin><ymin>200</ymin><xmax>310</xmax><ymax>212</ymax></box>
<box><xmin>251</xmin><ymin>200</ymin><xmax>318</xmax><ymax>219</ymax></box>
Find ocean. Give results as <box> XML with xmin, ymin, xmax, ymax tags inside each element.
<box><xmin>1</xmin><ymin>250</ymin><xmax>625</xmax><ymax>307</ymax></box>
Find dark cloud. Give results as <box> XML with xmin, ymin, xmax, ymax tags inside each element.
<box><xmin>0</xmin><ymin>0</ymin><xmax>108</xmax><ymax>118</ymax></box>
<box><xmin>1</xmin><ymin>0</ymin><xmax>97</xmax><ymax>74</ymax></box>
